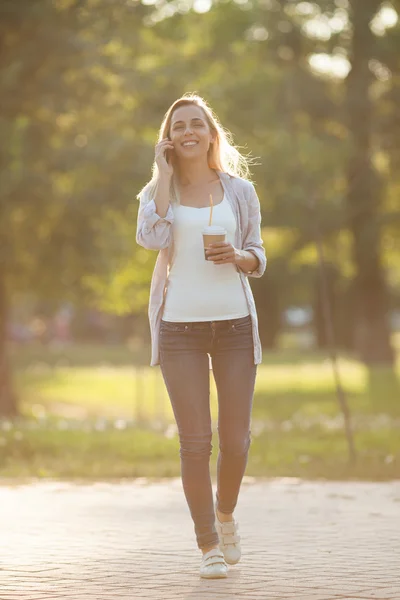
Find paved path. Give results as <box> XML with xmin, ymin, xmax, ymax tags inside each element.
<box><xmin>1</xmin><ymin>478</ymin><xmax>400</xmax><ymax>600</ymax></box>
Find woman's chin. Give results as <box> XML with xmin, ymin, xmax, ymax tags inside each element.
<box><xmin>177</xmin><ymin>151</ymin><xmax>207</xmax><ymax>163</ymax></box>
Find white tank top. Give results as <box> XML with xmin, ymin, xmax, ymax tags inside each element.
<box><xmin>162</xmin><ymin>195</ymin><xmax>249</xmax><ymax>322</ymax></box>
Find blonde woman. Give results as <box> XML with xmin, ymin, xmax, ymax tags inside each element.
<box><xmin>136</xmin><ymin>94</ymin><xmax>266</xmax><ymax>579</ymax></box>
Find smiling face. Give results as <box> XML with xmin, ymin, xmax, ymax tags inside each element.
<box><xmin>169</xmin><ymin>104</ymin><xmax>215</xmax><ymax>162</ymax></box>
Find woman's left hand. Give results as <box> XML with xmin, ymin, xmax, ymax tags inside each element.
<box><xmin>205</xmin><ymin>242</ymin><xmax>240</xmax><ymax>265</ymax></box>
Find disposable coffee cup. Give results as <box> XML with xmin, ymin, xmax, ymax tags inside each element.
<box><xmin>202</xmin><ymin>225</ymin><xmax>227</xmax><ymax>260</ymax></box>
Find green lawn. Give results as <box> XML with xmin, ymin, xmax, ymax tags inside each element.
<box><xmin>1</xmin><ymin>339</ymin><xmax>399</xmax><ymax>480</ymax></box>
<box><xmin>11</xmin><ymin>341</ymin><xmax>400</xmax><ymax>423</ymax></box>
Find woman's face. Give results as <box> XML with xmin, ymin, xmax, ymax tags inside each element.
<box><xmin>169</xmin><ymin>104</ymin><xmax>214</xmax><ymax>162</ymax></box>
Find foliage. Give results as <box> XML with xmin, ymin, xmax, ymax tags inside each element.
<box><xmin>1</xmin><ymin>0</ymin><xmax>400</xmax><ymax>415</ymax></box>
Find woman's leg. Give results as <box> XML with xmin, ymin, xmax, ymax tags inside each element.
<box><xmin>159</xmin><ymin>322</ymin><xmax>219</xmax><ymax>550</ymax></box>
<box><xmin>211</xmin><ymin>317</ymin><xmax>257</xmax><ymax>516</ymax></box>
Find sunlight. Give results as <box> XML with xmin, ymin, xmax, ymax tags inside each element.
<box><xmin>296</xmin><ymin>2</ymin><xmax>319</xmax><ymax>17</ymax></box>
<box><xmin>329</xmin><ymin>9</ymin><xmax>348</xmax><ymax>33</ymax></box>
<box><xmin>302</xmin><ymin>15</ymin><xmax>332</xmax><ymax>40</ymax></box>
<box><xmin>193</xmin><ymin>0</ymin><xmax>212</xmax><ymax>13</ymax></box>
<box><xmin>308</xmin><ymin>53</ymin><xmax>351</xmax><ymax>79</ymax></box>
<box><xmin>371</xmin><ymin>3</ymin><xmax>398</xmax><ymax>36</ymax></box>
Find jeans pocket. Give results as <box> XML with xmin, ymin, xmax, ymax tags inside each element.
<box><xmin>160</xmin><ymin>321</ymin><xmax>190</xmax><ymax>334</ymax></box>
<box><xmin>231</xmin><ymin>316</ymin><xmax>252</xmax><ymax>332</ymax></box>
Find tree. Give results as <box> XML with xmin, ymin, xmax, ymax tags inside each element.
<box><xmin>2</xmin><ymin>0</ymin><xmax>399</xmax><ymax>419</ymax></box>
<box><xmin>0</xmin><ymin>0</ymin><xmax>152</xmax><ymax>415</ymax></box>
<box><xmin>345</xmin><ymin>0</ymin><xmax>395</xmax><ymax>365</ymax></box>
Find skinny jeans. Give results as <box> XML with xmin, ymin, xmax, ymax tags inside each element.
<box><xmin>159</xmin><ymin>315</ymin><xmax>257</xmax><ymax>549</ymax></box>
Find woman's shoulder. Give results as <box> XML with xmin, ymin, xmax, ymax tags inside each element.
<box><xmin>223</xmin><ymin>173</ymin><xmax>256</xmax><ymax>199</ymax></box>
<box><xmin>137</xmin><ymin>180</ymin><xmax>156</xmax><ymax>205</ymax></box>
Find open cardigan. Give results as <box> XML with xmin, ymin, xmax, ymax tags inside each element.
<box><xmin>136</xmin><ymin>170</ymin><xmax>267</xmax><ymax>366</ymax></box>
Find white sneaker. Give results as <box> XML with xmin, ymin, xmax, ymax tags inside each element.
<box><xmin>199</xmin><ymin>548</ymin><xmax>228</xmax><ymax>579</ymax></box>
<box><xmin>215</xmin><ymin>515</ymin><xmax>241</xmax><ymax>565</ymax></box>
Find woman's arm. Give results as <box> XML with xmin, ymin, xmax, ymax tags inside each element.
<box><xmin>136</xmin><ymin>140</ymin><xmax>175</xmax><ymax>250</ymax></box>
<box><xmin>136</xmin><ymin>178</ymin><xmax>174</xmax><ymax>251</ymax></box>
<box><xmin>241</xmin><ymin>183</ymin><xmax>266</xmax><ymax>278</ymax></box>
<box><xmin>154</xmin><ymin>173</ymin><xmax>172</xmax><ymax>218</ymax></box>
<box><xmin>235</xmin><ymin>249</ymin><xmax>260</xmax><ymax>274</ymax></box>
<box><xmin>206</xmin><ymin>243</ymin><xmax>262</xmax><ymax>273</ymax></box>
<box><xmin>205</xmin><ymin>183</ymin><xmax>266</xmax><ymax>275</ymax></box>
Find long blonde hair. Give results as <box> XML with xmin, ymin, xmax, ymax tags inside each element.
<box><xmin>137</xmin><ymin>93</ymin><xmax>253</xmax><ymax>203</ymax></box>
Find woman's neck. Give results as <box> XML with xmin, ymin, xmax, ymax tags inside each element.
<box><xmin>177</xmin><ymin>161</ymin><xmax>217</xmax><ymax>188</ymax></box>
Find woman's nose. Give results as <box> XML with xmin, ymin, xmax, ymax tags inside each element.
<box><xmin>184</xmin><ymin>125</ymin><xmax>194</xmax><ymax>134</ymax></box>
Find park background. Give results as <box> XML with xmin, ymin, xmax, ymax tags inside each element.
<box><xmin>1</xmin><ymin>0</ymin><xmax>399</xmax><ymax>480</ymax></box>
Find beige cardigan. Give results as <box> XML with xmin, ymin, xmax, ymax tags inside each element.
<box><xmin>136</xmin><ymin>171</ymin><xmax>267</xmax><ymax>366</ymax></box>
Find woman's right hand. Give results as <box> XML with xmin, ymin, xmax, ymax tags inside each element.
<box><xmin>155</xmin><ymin>138</ymin><xmax>174</xmax><ymax>178</ymax></box>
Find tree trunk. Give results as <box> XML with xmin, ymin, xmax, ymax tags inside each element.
<box><xmin>346</xmin><ymin>0</ymin><xmax>394</xmax><ymax>366</ymax></box>
<box><xmin>336</xmin><ymin>280</ymin><xmax>357</xmax><ymax>352</ymax></box>
<box><xmin>313</xmin><ymin>263</ymin><xmax>338</xmax><ymax>349</ymax></box>
<box><xmin>253</xmin><ymin>273</ymin><xmax>281</xmax><ymax>349</ymax></box>
<box><xmin>0</xmin><ymin>270</ymin><xmax>18</xmax><ymax>417</ymax></box>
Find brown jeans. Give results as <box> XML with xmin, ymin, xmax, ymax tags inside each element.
<box><xmin>159</xmin><ymin>315</ymin><xmax>257</xmax><ymax>549</ymax></box>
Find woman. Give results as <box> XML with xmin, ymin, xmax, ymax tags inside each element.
<box><xmin>136</xmin><ymin>94</ymin><xmax>266</xmax><ymax>579</ymax></box>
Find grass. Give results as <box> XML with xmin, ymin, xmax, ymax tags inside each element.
<box><xmin>1</xmin><ymin>421</ymin><xmax>399</xmax><ymax>480</ymax></box>
<box><xmin>12</xmin><ymin>343</ymin><xmax>400</xmax><ymax>422</ymax></box>
<box><xmin>1</xmin><ymin>338</ymin><xmax>399</xmax><ymax>480</ymax></box>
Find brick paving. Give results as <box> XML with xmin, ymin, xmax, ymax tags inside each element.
<box><xmin>0</xmin><ymin>478</ymin><xmax>400</xmax><ymax>599</ymax></box>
